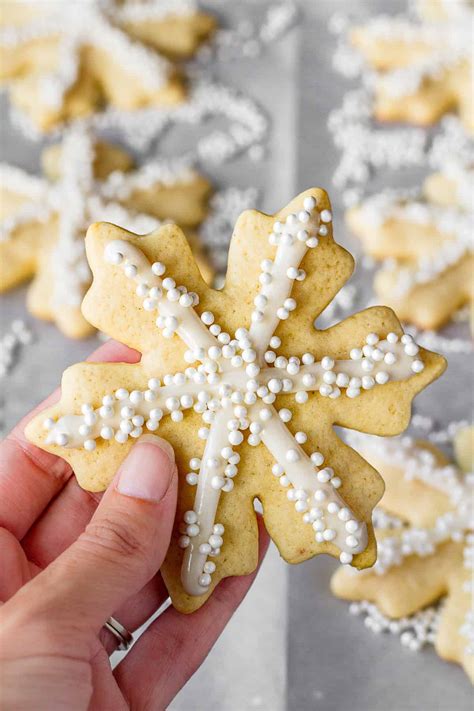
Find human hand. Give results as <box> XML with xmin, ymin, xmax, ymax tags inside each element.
<box><xmin>0</xmin><ymin>340</ymin><xmax>269</xmax><ymax>711</ymax></box>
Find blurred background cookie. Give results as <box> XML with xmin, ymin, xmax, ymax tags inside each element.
<box><xmin>0</xmin><ymin>0</ymin><xmax>216</xmax><ymax>132</ymax></box>
<box><xmin>347</xmin><ymin>165</ymin><xmax>473</xmax><ymax>332</ymax></box>
<box><xmin>0</xmin><ymin>127</ymin><xmax>212</xmax><ymax>338</ymax></box>
<box><xmin>331</xmin><ymin>427</ymin><xmax>474</xmax><ymax>683</ymax></box>
<box><xmin>350</xmin><ymin>0</ymin><xmax>473</xmax><ymax>132</ymax></box>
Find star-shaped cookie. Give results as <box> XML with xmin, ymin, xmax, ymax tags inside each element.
<box><xmin>331</xmin><ymin>427</ymin><xmax>474</xmax><ymax>683</ymax></box>
<box><xmin>0</xmin><ymin>128</ymin><xmax>212</xmax><ymax>338</ymax></box>
<box><xmin>350</xmin><ymin>0</ymin><xmax>473</xmax><ymax>133</ymax></box>
<box><xmin>347</xmin><ymin>163</ymin><xmax>474</xmax><ymax>331</ymax></box>
<box><xmin>26</xmin><ymin>188</ymin><xmax>446</xmax><ymax>612</ymax></box>
<box><xmin>0</xmin><ymin>0</ymin><xmax>216</xmax><ymax>132</ymax></box>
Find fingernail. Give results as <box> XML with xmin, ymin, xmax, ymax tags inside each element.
<box><xmin>116</xmin><ymin>435</ymin><xmax>175</xmax><ymax>502</ymax></box>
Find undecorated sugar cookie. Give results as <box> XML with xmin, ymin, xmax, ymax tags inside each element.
<box><xmin>349</xmin><ymin>0</ymin><xmax>473</xmax><ymax>133</ymax></box>
<box><xmin>26</xmin><ymin>189</ymin><xmax>446</xmax><ymax>612</ymax></box>
<box><xmin>0</xmin><ymin>127</ymin><xmax>212</xmax><ymax>338</ymax></box>
<box><xmin>0</xmin><ymin>0</ymin><xmax>216</xmax><ymax>132</ymax></box>
<box><xmin>331</xmin><ymin>428</ymin><xmax>474</xmax><ymax>683</ymax></box>
<box><xmin>346</xmin><ymin>160</ymin><xmax>474</xmax><ymax>332</ymax></box>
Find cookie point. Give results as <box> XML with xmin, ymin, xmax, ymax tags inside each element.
<box><xmin>86</xmin><ymin>221</ymin><xmax>104</xmax><ymax>239</ymax></box>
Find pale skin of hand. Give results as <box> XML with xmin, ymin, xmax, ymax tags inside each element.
<box><xmin>0</xmin><ymin>339</ymin><xmax>269</xmax><ymax>711</ymax></box>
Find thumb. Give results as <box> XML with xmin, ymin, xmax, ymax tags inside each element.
<box><xmin>35</xmin><ymin>435</ymin><xmax>177</xmax><ymax>632</ymax></box>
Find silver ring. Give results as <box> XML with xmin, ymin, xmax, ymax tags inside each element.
<box><xmin>105</xmin><ymin>616</ymin><xmax>134</xmax><ymax>651</ymax></box>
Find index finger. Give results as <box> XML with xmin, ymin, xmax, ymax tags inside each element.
<box><xmin>0</xmin><ymin>339</ymin><xmax>140</xmax><ymax>540</ymax></box>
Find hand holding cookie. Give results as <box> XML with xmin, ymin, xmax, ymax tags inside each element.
<box><xmin>0</xmin><ymin>339</ymin><xmax>269</xmax><ymax>711</ymax></box>
<box><xmin>26</xmin><ymin>189</ymin><xmax>446</xmax><ymax>612</ymax></box>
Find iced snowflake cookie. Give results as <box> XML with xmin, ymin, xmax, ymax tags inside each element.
<box><xmin>26</xmin><ymin>189</ymin><xmax>446</xmax><ymax>612</ymax></box>
<box><xmin>0</xmin><ymin>127</ymin><xmax>211</xmax><ymax>339</ymax></box>
<box><xmin>347</xmin><ymin>163</ymin><xmax>474</xmax><ymax>332</ymax></box>
<box><xmin>331</xmin><ymin>427</ymin><xmax>474</xmax><ymax>683</ymax></box>
<box><xmin>349</xmin><ymin>0</ymin><xmax>473</xmax><ymax>133</ymax></box>
<box><xmin>0</xmin><ymin>0</ymin><xmax>216</xmax><ymax>132</ymax></box>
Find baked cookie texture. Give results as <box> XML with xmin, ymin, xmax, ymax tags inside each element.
<box><xmin>350</xmin><ymin>0</ymin><xmax>473</xmax><ymax>133</ymax></box>
<box><xmin>331</xmin><ymin>427</ymin><xmax>474</xmax><ymax>683</ymax></box>
<box><xmin>346</xmin><ymin>163</ymin><xmax>474</xmax><ymax>332</ymax></box>
<box><xmin>0</xmin><ymin>0</ymin><xmax>216</xmax><ymax>132</ymax></box>
<box><xmin>26</xmin><ymin>188</ymin><xmax>446</xmax><ymax>613</ymax></box>
<box><xmin>0</xmin><ymin>128</ymin><xmax>212</xmax><ymax>338</ymax></box>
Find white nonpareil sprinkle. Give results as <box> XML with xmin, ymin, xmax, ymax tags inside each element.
<box><xmin>406</xmin><ymin>326</ymin><xmax>474</xmax><ymax>356</ymax></box>
<box><xmin>11</xmin><ymin>80</ymin><xmax>269</xmax><ymax>161</ymax></box>
<box><xmin>0</xmin><ymin>320</ymin><xmax>33</xmax><ymax>379</ymax></box>
<box><xmin>348</xmin><ymin>599</ymin><xmax>442</xmax><ymax>653</ymax></box>
<box><xmin>115</xmin><ymin>0</ymin><xmax>196</xmax><ymax>23</ymax></box>
<box><xmin>198</xmin><ymin>1</ymin><xmax>297</xmax><ymax>62</ymax></box>
<box><xmin>199</xmin><ymin>187</ymin><xmax>260</xmax><ymax>273</ymax></box>
<box><xmin>428</xmin><ymin>420</ymin><xmax>472</xmax><ymax>445</ymax></box>
<box><xmin>327</xmin><ymin>88</ymin><xmax>428</xmax><ymax>190</ymax></box>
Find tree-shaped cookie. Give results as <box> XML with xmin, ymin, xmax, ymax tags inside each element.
<box><xmin>331</xmin><ymin>428</ymin><xmax>474</xmax><ymax>683</ymax></box>
<box><xmin>0</xmin><ymin>127</ymin><xmax>211</xmax><ymax>338</ymax></box>
<box><xmin>350</xmin><ymin>0</ymin><xmax>473</xmax><ymax>133</ymax></box>
<box><xmin>26</xmin><ymin>189</ymin><xmax>446</xmax><ymax>612</ymax></box>
<box><xmin>346</xmin><ymin>162</ymin><xmax>474</xmax><ymax>331</ymax></box>
<box><xmin>0</xmin><ymin>0</ymin><xmax>216</xmax><ymax>132</ymax></box>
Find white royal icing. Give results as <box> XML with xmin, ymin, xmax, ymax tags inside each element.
<box><xmin>44</xmin><ymin>196</ymin><xmax>427</xmax><ymax>596</ymax></box>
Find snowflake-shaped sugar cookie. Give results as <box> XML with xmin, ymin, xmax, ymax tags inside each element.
<box><xmin>332</xmin><ymin>427</ymin><xmax>474</xmax><ymax>683</ymax></box>
<box><xmin>0</xmin><ymin>128</ymin><xmax>211</xmax><ymax>338</ymax></box>
<box><xmin>347</xmin><ymin>153</ymin><xmax>474</xmax><ymax>332</ymax></box>
<box><xmin>26</xmin><ymin>189</ymin><xmax>446</xmax><ymax>612</ymax></box>
<box><xmin>0</xmin><ymin>0</ymin><xmax>216</xmax><ymax>132</ymax></box>
<box><xmin>348</xmin><ymin>0</ymin><xmax>473</xmax><ymax>133</ymax></box>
